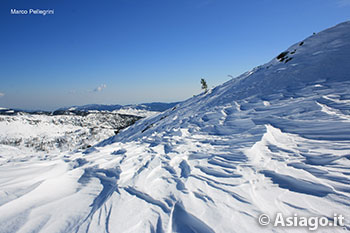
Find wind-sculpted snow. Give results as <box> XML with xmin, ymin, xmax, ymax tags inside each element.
<box><xmin>1</xmin><ymin>22</ymin><xmax>350</xmax><ymax>232</ymax></box>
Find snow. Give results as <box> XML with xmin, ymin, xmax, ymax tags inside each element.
<box><xmin>113</xmin><ymin>108</ymin><xmax>160</xmax><ymax>118</ymax></box>
<box><xmin>0</xmin><ymin>112</ymin><xmax>140</xmax><ymax>154</ymax></box>
<box><xmin>1</xmin><ymin>21</ymin><xmax>350</xmax><ymax>232</ymax></box>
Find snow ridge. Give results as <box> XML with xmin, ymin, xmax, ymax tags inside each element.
<box><xmin>1</xmin><ymin>21</ymin><xmax>350</xmax><ymax>233</ymax></box>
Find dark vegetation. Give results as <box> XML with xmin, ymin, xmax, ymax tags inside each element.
<box><xmin>276</xmin><ymin>40</ymin><xmax>304</xmax><ymax>64</ymax></box>
<box><xmin>201</xmin><ymin>78</ymin><xmax>208</xmax><ymax>92</ymax></box>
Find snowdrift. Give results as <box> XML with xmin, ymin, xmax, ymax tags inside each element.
<box><xmin>1</xmin><ymin>22</ymin><xmax>350</xmax><ymax>233</ymax></box>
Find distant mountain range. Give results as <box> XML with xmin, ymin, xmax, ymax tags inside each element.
<box><xmin>57</xmin><ymin>102</ymin><xmax>180</xmax><ymax>112</ymax></box>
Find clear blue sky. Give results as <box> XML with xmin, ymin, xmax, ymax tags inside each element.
<box><xmin>0</xmin><ymin>0</ymin><xmax>349</xmax><ymax>110</ymax></box>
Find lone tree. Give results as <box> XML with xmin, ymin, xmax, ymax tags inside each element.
<box><xmin>200</xmin><ymin>78</ymin><xmax>208</xmax><ymax>93</ymax></box>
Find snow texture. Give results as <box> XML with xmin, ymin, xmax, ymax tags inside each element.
<box><xmin>1</xmin><ymin>21</ymin><xmax>350</xmax><ymax>233</ymax></box>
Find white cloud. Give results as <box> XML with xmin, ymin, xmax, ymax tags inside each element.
<box><xmin>93</xmin><ymin>84</ymin><xmax>107</xmax><ymax>92</ymax></box>
<box><xmin>0</xmin><ymin>92</ymin><xmax>5</xmax><ymax>97</ymax></box>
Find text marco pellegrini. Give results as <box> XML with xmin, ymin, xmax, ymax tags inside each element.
<box><xmin>10</xmin><ymin>8</ymin><xmax>54</xmax><ymax>16</ymax></box>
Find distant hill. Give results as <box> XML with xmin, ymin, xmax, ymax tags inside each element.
<box><xmin>0</xmin><ymin>102</ymin><xmax>180</xmax><ymax>116</ymax></box>
<box><xmin>56</xmin><ymin>102</ymin><xmax>180</xmax><ymax>113</ymax></box>
<box><xmin>56</xmin><ymin>104</ymin><xmax>123</xmax><ymax>112</ymax></box>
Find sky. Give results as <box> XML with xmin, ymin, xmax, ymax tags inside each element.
<box><xmin>0</xmin><ymin>0</ymin><xmax>349</xmax><ymax>110</ymax></box>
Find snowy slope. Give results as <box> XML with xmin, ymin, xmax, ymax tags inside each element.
<box><xmin>0</xmin><ymin>112</ymin><xmax>140</xmax><ymax>155</ymax></box>
<box><xmin>1</xmin><ymin>22</ymin><xmax>350</xmax><ymax>233</ymax></box>
<box><xmin>113</xmin><ymin>108</ymin><xmax>160</xmax><ymax>118</ymax></box>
